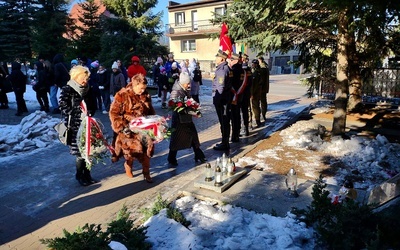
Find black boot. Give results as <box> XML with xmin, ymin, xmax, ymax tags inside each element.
<box><xmin>76</xmin><ymin>158</ymin><xmax>89</xmax><ymax>186</ymax></box>
<box><xmin>167</xmin><ymin>150</ymin><xmax>178</xmax><ymax>166</ymax></box>
<box><xmin>194</xmin><ymin>147</ymin><xmax>207</xmax><ymax>163</ymax></box>
<box><xmin>83</xmin><ymin>168</ymin><xmax>97</xmax><ymax>185</ymax></box>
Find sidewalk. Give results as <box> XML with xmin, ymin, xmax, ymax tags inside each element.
<box><xmin>1</xmin><ymin>76</ymin><xmax>318</xmax><ymax>249</ymax></box>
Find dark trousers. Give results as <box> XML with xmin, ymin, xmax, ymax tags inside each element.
<box><xmin>36</xmin><ymin>89</ymin><xmax>49</xmax><ymax>109</ymax></box>
<box><xmin>214</xmin><ymin>101</ymin><xmax>231</xmax><ymax>146</ymax></box>
<box><xmin>231</xmin><ymin>103</ymin><xmax>241</xmax><ymax>139</ymax></box>
<box><xmin>241</xmin><ymin>89</ymin><xmax>251</xmax><ymax>128</ymax></box>
<box><xmin>0</xmin><ymin>90</ymin><xmax>8</xmax><ymax>106</ymax></box>
<box><xmin>14</xmin><ymin>90</ymin><xmax>27</xmax><ymax>113</ymax></box>
<box><xmin>100</xmin><ymin>89</ymin><xmax>111</xmax><ymax>111</ymax></box>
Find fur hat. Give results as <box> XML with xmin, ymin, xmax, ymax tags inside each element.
<box><xmin>90</xmin><ymin>60</ymin><xmax>99</xmax><ymax>69</ymax></box>
<box><xmin>112</xmin><ymin>61</ymin><xmax>119</xmax><ymax>69</ymax></box>
<box><xmin>179</xmin><ymin>72</ymin><xmax>190</xmax><ymax>84</ymax></box>
<box><xmin>172</xmin><ymin>62</ymin><xmax>178</xmax><ymax>69</ymax></box>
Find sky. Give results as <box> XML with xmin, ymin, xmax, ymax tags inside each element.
<box><xmin>1</xmin><ymin>82</ymin><xmax>400</xmax><ymax>249</ymax></box>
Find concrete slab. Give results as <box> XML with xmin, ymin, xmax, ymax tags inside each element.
<box><xmin>193</xmin><ymin>168</ymin><xmax>247</xmax><ymax>193</ymax></box>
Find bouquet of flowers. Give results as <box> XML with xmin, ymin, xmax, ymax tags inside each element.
<box><xmin>129</xmin><ymin>115</ymin><xmax>171</xmax><ymax>143</ymax></box>
<box><xmin>77</xmin><ymin>102</ymin><xmax>113</xmax><ymax>169</ymax></box>
<box><xmin>168</xmin><ymin>97</ymin><xmax>201</xmax><ymax>117</ymax></box>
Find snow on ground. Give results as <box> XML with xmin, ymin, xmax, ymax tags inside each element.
<box><xmin>2</xmin><ymin>84</ymin><xmax>400</xmax><ymax>249</ymax></box>
<box><xmin>143</xmin><ymin>196</ymin><xmax>315</xmax><ymax>250</ymax></box>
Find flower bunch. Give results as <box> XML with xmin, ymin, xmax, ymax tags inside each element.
<box><xmin>129</xmin><ymin>115</ymin><xmax>172</xmax><ymax>143</ymax></box>
<box><xmin>77</xmin><ymin>117</ymin><xmax>112</xmax><ymax>169</ymax></box>
<box><xmin>168</xmin><ymin>97</ymin><xmax>200</xmax><ymax>114</ymax></box>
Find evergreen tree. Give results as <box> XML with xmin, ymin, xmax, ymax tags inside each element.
<box><xmin>71</xmin><ymin>0</ymin><xmax>102</xmax><ymax>60</ymax></box>
<box><xmin>100</xmin><ymin>0</ymin><xmax>166</xmax><ymax>68</ymax></box>
<box><xmin>217</xmin><ymin>0</ymin><xmax>400</xmax><ymax>136</ymax></box>
<box><xmin>0</xmin><ymin>0</ymin><xmax>35</xmax><ymax>62</ymax></box>
<box><xmin>30</xmin><ymin>0</ymin><xmax>70</xmax><ymax>61</ymax></box>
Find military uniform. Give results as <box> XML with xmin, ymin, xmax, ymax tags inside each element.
<box><xmin>213</xmin><ymin>50</ymin><xmax>232</xmax><ymax>150</ymax></box>
<box><xmin>230</xmin><ymin>54</ymin><xmax>245</xmax><ymax>142</ymax></box>
<box><xmin>241</xmin><ymin>60</ymin><xmax>252</xmax><ymax>135</ymax></box>
<box><xmin>259</xmin><ymin>58</ymin><xmax>270</xmax><ymax>121</ymax></box>
<box><xmin>250</xmin><ymin>60</ymin><xmax>263</xmax><ymax>126</ymax></box>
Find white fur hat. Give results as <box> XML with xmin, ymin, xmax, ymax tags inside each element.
<box><xmin>179</xmin><ymin>72</ymin><xmax>190</xmax><ymax>84</ymax></box>
<box><xmin>112</xmin><ymin>61</ymin><xmax>118</xmax><ymax>69</ymax></box>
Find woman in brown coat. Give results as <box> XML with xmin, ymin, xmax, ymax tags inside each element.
<box><xmin>109</xmin><ymin>74</ymin><xmax>155</xmax><ymax>183</ymax></box>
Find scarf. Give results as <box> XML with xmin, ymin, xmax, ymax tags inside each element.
<box><xmin>67</xmin><ymin>79</ymin><xmax>89</xmax><ymax>97</ymax></box>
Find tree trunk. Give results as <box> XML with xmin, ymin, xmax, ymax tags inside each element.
<box><xmin>347</xmin><ymin>19</ymin><xmax>362</xmax><ymax>112</ymax></box>
<box><xmin>332</xmin><ymin>10</ymin><xmax>349</xmax><ymax>136</ymax></box>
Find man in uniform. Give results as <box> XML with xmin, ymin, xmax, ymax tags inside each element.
<box><xmin>258</xmin><ymin>56</ymin><xmax>270</xmax><ymax>122</ymax></box>
<box><xmin>250</xmin><ymin>59</ymin><xmax>263</xmax><ymax>127</ymax></box>
<box><xmin>229</xmin><ymin>52</ymin><xmax>245</xmax><ymax>142</ymax></box>
<box><xmin>240</xmin><ymin>54</ymin><xmax>252</xmax><ymax>136</ymax></box>
<box><xmin>212</xmin><ymin>49</ymin><xmax>232</xmax><ymax>151</ymax></box>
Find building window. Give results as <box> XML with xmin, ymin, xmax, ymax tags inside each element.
<box><xmin>182</xmin><ymin>40</ymin><xmax>196</xmax><ymax>52</ymax></box>
<box><xmin>215</xmin><ymin>7</ymin><xmax>225</xmax><ymax>16</ymax></box>
<box><xmin>175</xmin><ymin>12</ymin><xmax>185</xmax><ymax>26</ymax></box>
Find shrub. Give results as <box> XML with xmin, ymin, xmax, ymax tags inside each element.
<box><xmin>141</xmin><ymin>193</ymin><xmax>191</xmax><ymax>228</ymax></box>
<box><xmin>40</xmin><ymin>205</ymin><xmax>151</xmax><ymax>250</ymax></box>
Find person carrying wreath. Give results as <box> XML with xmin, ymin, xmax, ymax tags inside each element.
<box><xmin>167</xmin><ymin>72</ymin><xmax>206</xmax><ymax>166</ymax></box>
<box><xmin>109</xmin><ymin>74</ymin><xmax>156</xmax><ymax>183</ymax></box>
<box><xmin>59</xmin><ymin>65</ymin><xmax>98</xmax><ymax>186</ymax></box>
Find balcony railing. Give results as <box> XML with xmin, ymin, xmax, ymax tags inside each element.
<box><xmin>166</xmin><ymin>19</ymin><xmax>219</xmax><ymax>35</ymax></box>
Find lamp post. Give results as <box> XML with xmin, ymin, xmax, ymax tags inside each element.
<box><xmin>204</xmin><ymin>163</ymin><xmax>213</xmax><ymax>182</ymax></box>
<box><xmin>214</xmin><ymin>165</ymin><xmax>223</xmax><ymax>187</ymax></box>
<box><xmin>285</xmin><ymin>168</ymin><xmax>299</xmax><ymax>198</ymax></box>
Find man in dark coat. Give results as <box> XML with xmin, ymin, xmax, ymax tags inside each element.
<box><xmin>229</xmin><ymin>52</ymin><xmax>245</xmax><ymax>143</ymax></box>
<box><xmin>212</xmin><ymin>49</ymin><xmax>233</xmax><ymax>151</ymax></box>
<box><xmin>8</xmin><ymin>62</ymin><xmax>28</xmax><ymax>116</ymax></box>
<box><xmin>0</xmin><ymin>62</ymin><xmax>10</xmax><ymax>109</ymax></box>
<box><xmin>51</xmin><ymin>53</ymin><xmax>70</xmax><ymax>114</ymax></box>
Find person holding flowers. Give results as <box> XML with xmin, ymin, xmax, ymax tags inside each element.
<box><xmin>167</xmin><ymin>72</ymin><xmax>206</xmax><ymax>166</ymax></box>
<box><xmin>59</xmin><ymin>65</ymin><xmax>98</xmax><ymax>186</ymax></box>
<box><xmin>109</xmin><ymin>74</ymin><xmax>156</xmax><ymax>183</ymax></box>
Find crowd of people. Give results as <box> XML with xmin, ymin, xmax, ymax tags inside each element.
<box><xmin>0</xmin><ymin>50</ymin><xmax>269</xmax><ymax>186</ymax></box>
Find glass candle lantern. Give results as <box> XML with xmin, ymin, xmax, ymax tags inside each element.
<box><xmin>226</xmin><ymin>158</ymin><xmax>234</xmax><ymax>176</ymax></box>
<box><xmin>221</xmin><ymin>153</ymin><xmax>227</xmax><ymax>174</ymax></box>
<box><xmin>214</xmin><ymin>165</ymin><xmax>223</xmax><ymax>187</ymax></box>
<box><xmin>204</xmin><ymin>163</ymin><xmax>213</xmax><ymax>182</ymax></box>
<box><xmin>285</xmin><ymin>168</ymin><xmax>299</xmax><ymax>198</ymax></box>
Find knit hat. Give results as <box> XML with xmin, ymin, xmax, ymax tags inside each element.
<box><xmin>112</xmin><ymin>61</ymin><xmax>118</xmax><ymax>69</ymax></box>
<box><xmin>131</xmin><ymin>56</ymin><xmax>140</xmax><ymax>62</ymax></box>
<box><xmin>156</xmin><ymin>57</ymin><xmax>163</xmax><ymax>64</ymax></box>
<box><xmin>172</xmin><ymin>62</ymin><xmax>177</xmax><ymax>69</ymax></box>
<box><xmin>71</xmin><ymin>59</ymin><xmax>78</xmax><ymax>66</ymax></box>
<box><xmin>90</xmin><ymin>60</ymin><xmax>99</xmax><ymax>69</ymax></box>
<box><xmin>179</xmin><ymin>72</ymin><xmax>190</xmax><ymax>84</ymax></box>
<box><xmin>160</xmin><ymin>67</ymin><xmax>166</xmax><ymax>73</ymax></box>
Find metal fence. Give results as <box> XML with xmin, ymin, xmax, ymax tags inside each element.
<box><xmin>317</xmin><ymin>68</ymin><xmax>400</xmax><ymax>106</ymax></box>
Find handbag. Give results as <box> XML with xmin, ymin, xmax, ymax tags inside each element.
<box><xmin>54</xmin><ymin>114</ymin><xmax>71</xmax><ymax>145</ymax></box>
